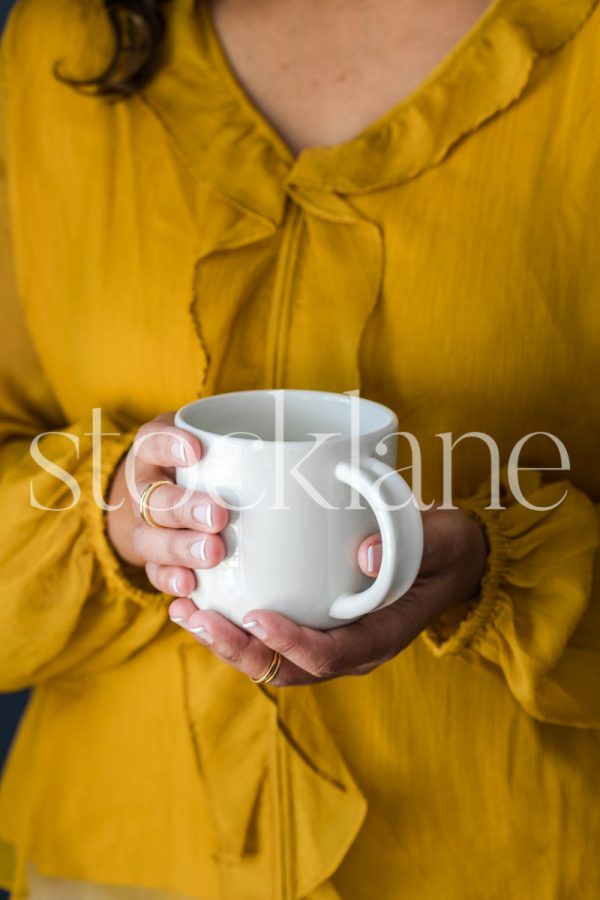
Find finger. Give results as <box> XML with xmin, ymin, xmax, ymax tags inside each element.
<box><xmin>359</xmin><ymin>511</ymin><xmax>461</xmax><ymax>579</ymax></box>
<box><xmin>357</xmin><ymin>533</ymin><xmax>381</xmax><ymax>576</ymax></box>
<box><xmin>166</xmin><ymin>601</ymin><xmax>313</xmax><ymax>686</ymax></box>
<box><xmin>132</xmin><ymin>523</ymin><xmax>226</xmax><ymax>569</ymax></box>
<box><xmin>185</xmin><ymin>610</ymin><xmax>277</xmax><ymax>676</ymax></box>
<box><xmin>166</xmin><ymin>604</ymin><xmax>312</xmax><ymax>685</ymax></box>
<box><xmin>168</xmin><ymin>596</ymin><xmax>203</xmax><ymax>625</ymax></box>
<box><xmin>144</xmin><ymin>560</ymin><xmax>197</xmax><ymax>597</ymax></box>
<box><xmin>132</xmin><ymin>480</ymin><xmax>228</xmax><ymax>533</ymax></box>
<box><xmin>131</xmin><ymin>418</ymin><xmax>203</xmax><ymax>469</ymax></box>
<box><xmin>241</xmin><ymin>609</ymin><xmax>395</xmax><ymax>679</ymax></box>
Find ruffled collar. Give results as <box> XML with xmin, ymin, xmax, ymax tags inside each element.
<box><xmin>140</xmin><ymin>0</ymin><xmax>599</xmax><ymax>224</ymax></box>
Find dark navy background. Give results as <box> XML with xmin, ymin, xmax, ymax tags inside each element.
<box><xmin>2</xmin><ymin>3</ymin><xmax>34</xmax><ymax>897</ymax></box>
<box><xmin>1</xmin><ymin>1</ymin><xmax>14</xmax><ymax>31</ymax></box>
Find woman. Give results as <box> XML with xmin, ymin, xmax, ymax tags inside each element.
<box><xmin>0</xmin><ymin>0</ymin><xmax>599</xmax><ymax>897</ymax></box>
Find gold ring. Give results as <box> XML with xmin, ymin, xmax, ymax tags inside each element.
<box><xmin>139</xmin><ymin>480</ymin><xmax>172</xmax><ymax>528</ymax></box>
<box><xmin>250</xmin><ymin>650</ymin><xmax>282</xmax><ymax>685</ymax></box>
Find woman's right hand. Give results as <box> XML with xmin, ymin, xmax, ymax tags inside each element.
<box><xmin>106</xmin><ymin>413</ymin><xmax>228</xmax><ymax>597</ymax></box>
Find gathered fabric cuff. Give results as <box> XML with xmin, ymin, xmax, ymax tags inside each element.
<box><xmin>0</xmin><ymin>412</ymin><xmax>170</xmax><ymax>690</ymax></box>
<box><xmin>421</xmin><ymin>468</ymin><xmax>600</xmax><ymax>725</ymax></box>
<box><xmin>422</xmin><ymin>489</ymin><xmax>510</xmax><ymax>656</ymax></box>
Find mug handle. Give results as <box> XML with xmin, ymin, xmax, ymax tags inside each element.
<box><xmin>328</xmin><ymin>457</ymin><xmax>424</xmax><ymax>621</ymax></box>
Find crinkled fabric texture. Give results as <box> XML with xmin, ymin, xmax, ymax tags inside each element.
<box><xmin>423</xmin><ymin>468</ymin><xmax>600</xmax><ymax>726</ymax></box>
<box><xmin>0</xmin><ymin>0</ymin><xmax>599</xmax><ymax>898</ymax></box>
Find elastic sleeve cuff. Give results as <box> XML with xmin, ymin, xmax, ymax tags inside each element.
<box><xmin>421</xmin><ymin>500</ymin><xmax>509</xmax><ymax>656</ymax></box>
<box><xmin>421</xmin><ymin>468</ymin><xmax>600</xmax><ymax>675</ymax></box>
<box><xmin>78</xmin><ymin>423</ymin><xmax>165</xmax><ymax>609</ymax></box>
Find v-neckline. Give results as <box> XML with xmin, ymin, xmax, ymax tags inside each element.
<box><xmin>198</xmin><ymin>0</ymin><xmax>504</xmax><ymax>166</ymax></box>
<box><xmin>139</xmin><ymin>0</ymin><xmax>599</xmax><ymax>222</ymax></box>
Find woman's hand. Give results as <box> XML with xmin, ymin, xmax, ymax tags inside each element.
<box><xmin>107</xmin><ymin>413</ymin><xmax>229</xmax><ymax>596</ymax></box>
<box><xmin>167</xmin><ymin>508</ymin><xmax>488</xmax><ymax>685</ymax></box>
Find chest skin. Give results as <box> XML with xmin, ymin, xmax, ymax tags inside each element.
<box><xmin>208</xmin><ymin>0</ymin><xmax>494</xmax><ymax>153</ymax></box>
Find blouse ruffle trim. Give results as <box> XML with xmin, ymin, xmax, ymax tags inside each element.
<box><xmin>138</xmin><ymin>0</ymin><xmax>600</xmax><ymax>215</ymax></box>
<box><xmin>288</xmin><ymin>0</ymin><xmax>600</xmax><ymax>193</ymax></box>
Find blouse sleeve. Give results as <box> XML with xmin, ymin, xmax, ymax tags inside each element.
<box><xmin>0</xmin><ymin>32</ymin><xmax>169</xmax><ymax>692</ymax></box>
<box><xmin>421</xmin><ymin>467</ymin><xmax>600</xmax><ymax>728</ymax></box>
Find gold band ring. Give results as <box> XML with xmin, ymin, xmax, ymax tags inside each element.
<box><xmin>138</xmin><ymin>480</ymin><xmax>173</xmax><ymax>528</ymax></box>
<box><xmin>251</xmin><ymin>650</ymin><xmax>282</xmax><ymax>685</ymax></box>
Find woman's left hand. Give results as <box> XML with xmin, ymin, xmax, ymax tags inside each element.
<box><xmin>168</xmin><ymin>508</ymin><xmax>488</xmax><ymax>686</ymax></box>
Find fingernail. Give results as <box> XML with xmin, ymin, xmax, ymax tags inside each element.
<box><xmin>190</xmin><ymin>538</ymin><xmax>208</xmax><ymax>561</ymax></box>
<box><xmin>192</xmin><ymin>502</ymin><xmax>214</xmax><ymax>528</ymax></box>
<box><xmin>243</xmin><ymin>620</ymin><xmax>267</xmax><ymax>640</ymax></box>
<box><xmin>170</xmin><ymin>575</ymin><xmax>182</xmax><ymax>595</ymax></box>
<box><xmin>169</xmin><ymin>614</ymin><xmax>186</xmax><ymax>624</ymax></box>
<box><xmin>170</xmin><ymin>440</ymin><xmax>188</xmax><ymax>463</ymax></box>
<box><xmin>367</xmin><ymin>543</ymin><xmax>382</xmax><ymax>575</ymax></box>
<box><xmin>190</xmin><ymin>625</ymin><xmax>213</xmax><ymax>645</ymax></box>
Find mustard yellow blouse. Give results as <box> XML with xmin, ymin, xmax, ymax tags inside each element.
<box><xmin>1</xmin><ymin>0</ymin><xmax>600</xmax><ymax>898</ymax></box>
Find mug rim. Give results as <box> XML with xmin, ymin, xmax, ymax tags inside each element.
<box><xmin>174</xmin><ymin>388</ymin><xmax>398</xmax><ymax>447</ymax></box>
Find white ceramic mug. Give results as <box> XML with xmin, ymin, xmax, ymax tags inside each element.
<box><xmin>174</xmin><ymin>389</ymin><xmax>423</xmax><ymax>630</ymax></box>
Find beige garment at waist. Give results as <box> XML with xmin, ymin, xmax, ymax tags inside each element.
<box><xmin>22</xmin><ymin>862</ymin><xmax>199</xmax><ymax>900</ymax></box>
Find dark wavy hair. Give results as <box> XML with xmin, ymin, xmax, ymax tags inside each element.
<box><xmin>54</xmin><ymin>0</ymin><xmax>171</xmax><ymax>100</ymax></box>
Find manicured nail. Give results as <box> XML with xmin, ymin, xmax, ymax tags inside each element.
<box><xmin>192</xmin><ymin>502</ymin><xmax>214</xmax><ymax>528</ymax></box>
<box><xmin>169</xmin><ymin>614</ymin><xmax>186</xmax><ymax>624</ymax></box>
<box><xmin>190</xmin><ymin>625</ymin><xmax>213</xmax><ymax>644</ymax></box>
<box><xmin>170</xmin><ymin>575</ymin><xmax>182</xmax><ymax>595</ymax></box>
<box><xmin>243</xmin><ymin>620</ymin><xmax>267</xmax><ymax>640</ymax></box>
<box><xmin>190</xmin><ymin>538</ymin><xmax>208</xmax><ymax>561</ymax></box>
<box><xmin>367</xmin><ymin>543</ymin><xmax>382</xmax><ymax>575</ymax></box>
<box><xmin>171</xmin><ymin>440</ymin><xmax>188</xmax><ymax>463</ymax></box>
